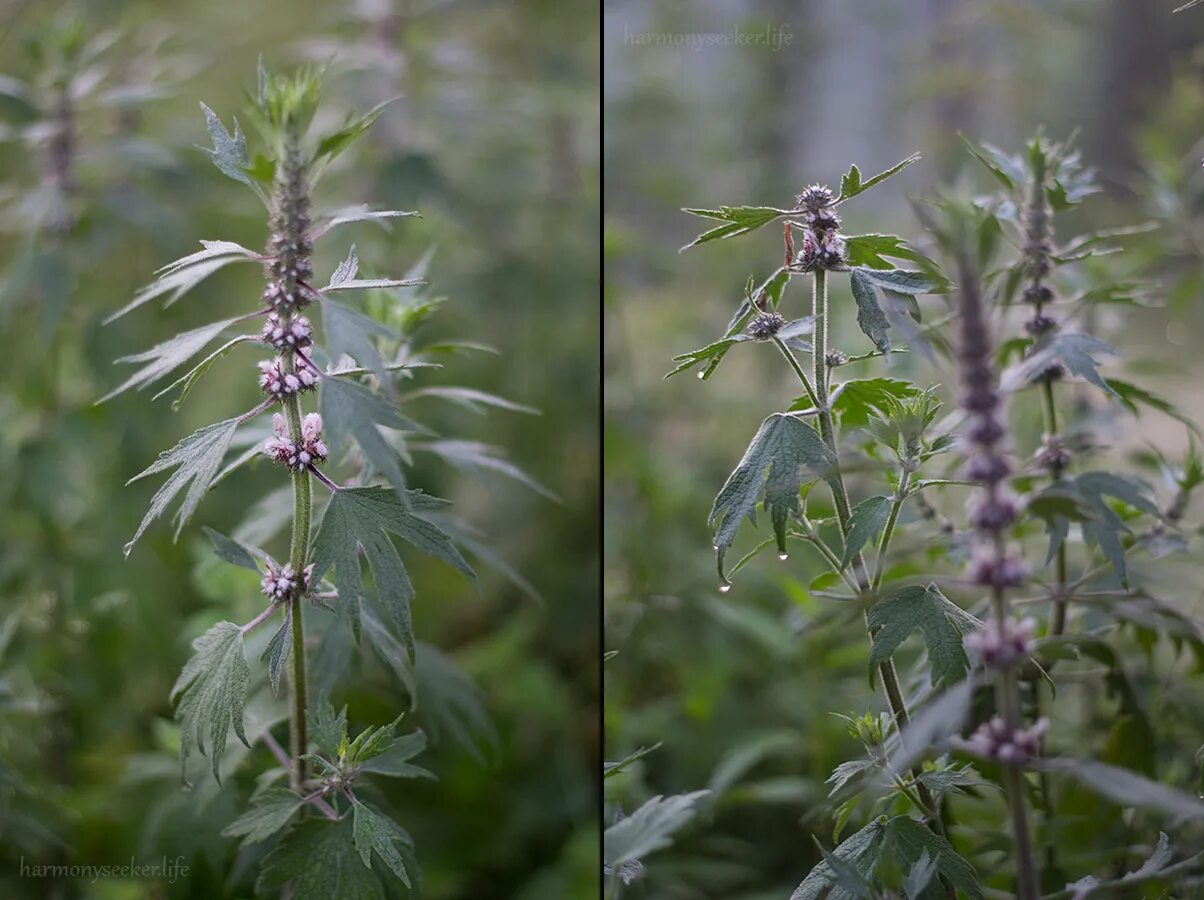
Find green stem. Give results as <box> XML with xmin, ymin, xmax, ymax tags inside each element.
<box><xmin>284</xmin><ymin>393</ymin><xmax>311</xmax><ymax>794</ymax></box>
<box><xmin>805</xmin><ymin>270</ymin><xmax>941</xmax><ymax>826</ymax></box>
<box><xmin>871</xmin><ymin>468</ymin><xmax>911</xmax><ymax>592</ymax></box>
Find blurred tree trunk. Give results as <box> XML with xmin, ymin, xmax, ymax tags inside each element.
<box><xmin>752</xmin><ymin>0</ymin><xmax>815</xmax><ymax>202</ymax></box>
<box><xmin>1093</xmin><ymin>0</ymin><xmax>1171</xmax><ymax>184</ymax></box>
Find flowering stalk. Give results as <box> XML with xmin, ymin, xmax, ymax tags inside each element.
<box><xmin>955</xmin><ymin>256</ymin><xmax>1040</xmax><ymax>899</ymax></box>
<box><xmin>1019</xmin><ymin>151</ymin><xmax>1072</xmax><ymax>637</ymax></box>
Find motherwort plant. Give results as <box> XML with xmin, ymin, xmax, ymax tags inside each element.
<box><xmin>675</xmin><ymin>140</ymin><xmax>1204</xmax><ymax>897</ymax></box>
<box><xmin>101</xmin><ymin>65</ymin><xmax>536</xmax><ymax>893</ymax></box>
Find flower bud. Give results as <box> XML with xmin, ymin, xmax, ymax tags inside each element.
<box><xmin>747</xmin><ymin>312</ymin><xmax>786</xmax><ymax>340</ymax></box>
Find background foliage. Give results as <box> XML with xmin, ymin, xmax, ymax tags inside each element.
<box><xmin>605</xmin><ymin>1</ymin><xmax>1204</xmax><ymax>898</ymax></box>
<box><xmin>0</xmin><ymin>0</ymin><xmax>598</xmax><ymax>897</ymax></box>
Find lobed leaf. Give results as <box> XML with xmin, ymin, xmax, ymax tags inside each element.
<box><xmin>257</xmin><ymin>819</ymin><xmax>389</xmax><ymax>900</ymax></box>
<box><xmin>867</xmin><ymin>584</ymin><xmax>977</xmax><ymax>686</ymax></box>
<box><xmin>221</xmin><ymin>787</ymin><xmax>303</xmax><ymax>846</ymax></box>
<box><xmin>680</xmin><ymin>206</ymin><xmax>783</xmax><ymax>250</ymax></box>
<box><xmin>170</xmin><ymin>621</ymin><xmax>250</xmax><ymax>784</ymax></box>
<box><xmin>836</xmin><ymin>153</ymin><xmax>921</xmax><ymax>203</ymax></box>
<box><xmin>351</xmin><ymin>801</ymin><xmax>411</xmax><ymax>886</ymax></box>
<box><xmin>125</xmin><ymin>417</ymin><xmax>241</xmax><ymax>554</ymax></box>
<box><xmin>604</xmin><ymin>791</ymin><xmax>710</xmax><ymax>867</ymax></box>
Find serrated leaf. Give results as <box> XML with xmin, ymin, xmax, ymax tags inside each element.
<box><xmin>1057</xmin><ymin>472</ymin><xmax>1159</xmax><ymax>586</ymax></box>
<box><xmin>352</xmin><ymin>801</ymin><xmax>411</xmax><ymax>886</ymax></box>
<box><xmin>221</xmin><ymin>787</ymin><xmax>303</xmax><ymax>845</ymax></box>
<box><xmin>853</xmin><ymin>266</ymin><xmax>945</xmax><ymax>295</ymax></box>
<box><xmin>309</xmin><ymin>700</ymin><xmax>349</xmax><ymax>757</ymax></box>
<box><xmin>844</xmin><ymin>233</ymin><xmax>926</xmax><ymax>269</ymax></box>
<box><xmin>604</xmin><ymin>791</ymin><xmax>710</xmax><ymax>867</ymax></box>
<box><xmin>359</xmin><ymin>729</ymin><xmax>433</xmax><ymax>779</ymax></box>
<box><xmin>153</xmin><ymin>335</ymin><xmax>258</xmax><ymax>409</ymax></box>
<box><xmin>101</xmin><ymin>318</ymin><xmax>237</xmax><ymax>402</ymax></box>
<box><xmin>125</xmin><ymin>417</ymin><xmax>241</xmax><ymax>554</ymax></box>
<box><xmin>709</xmin><ymin>414</ymin><xmax>838</xmax><ymax>571</ymax></box>
<box><xmin>867</xmin><ymin>584</ymin><xmax>976</xmax><ymax>686</ymax></box>
<box><xmin>688</xmin><ymin>268</ymin><xmax>790</xmax><ymax>380</ymax></box>
<box><xmin>680</xmin><ymin>206</ymin><xmax>783</xmax><ymax>250</ymax></box>
<box><xmin>1037</xmin><ymin>758</ymin><xmax>1204</xmax><ymax>820</ymax></box>
<box><xmin>850</xmin><ymin>268</ymin><xmax>891</xmax><ymax>353</ymax></box>
<box><xmin>843</xmin><ymin>496</ymin><xmax>892</xmax><ymax>567</ymax></box>
<box><xmin>104</xmin><ymin>250</ymin><xmax>258</xmax><ymax>324</ymax></box>
<box><xmin>257</xmin><ymin>819</ymin><xmax>388</xmax><ymax>900</ymax></box>
<box><xmin>665</xmin><ymin>335</ymin><xmax>754</xmax><ymax>379</ymax></box>
<box><xmin>320</xmin><ymin>377</ymin><xmax>421</xmax><ymax>497</ymax></box>
<box><xmin>830</xmin><ymin>378</ymin><xmax>922</xmax><ymax>428</ymax></box>
<box><xmin>202</xmin><ymin>526</ymin><xmax>260</xmax><ymax>571</ymax></box>
<box><xmin>197</xmin><ymin>103</ymin><xmax>264</xmax><ymax>201</ymax></box>
<box><xmin>789</xmin><ymin>817</ymin><xmax>888</xmax><ymax>900</ymax></box>
<box><xmin>887</xmin><ymin>815</ymin><xmax>984</xmax><ymax>900</ymax></box>
<box><xmin>310</xmin><ymin>487</ymin><xmax>473</xmax><ymax>653</ymax></box>
<box><xmin>261</xmin><ymin>606</ymin><xmax>292</xmax><ymax>697</ymax></box>
<box><xmin>836</xmin><ymin>153</ymin><xmax>921</xmax><ymax>203</ymax></box>
<box><xmin>318</xmin><ymin>205</ymin><xmax>420</xmax><ymax>236</ymax></box>
<box><xmin>1004</xmin><ymin>332</ymin><xmax>1118</xmax><ymax>396</ymax></box>
<box><xmin>170</xmin><ymin>621</ymin><xmax>250</xmax><ymax>784</ymax></box>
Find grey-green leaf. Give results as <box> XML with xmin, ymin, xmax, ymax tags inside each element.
<box><xmin>221</xmin><ymin>787</ymin><xmax>303</xmax><ymax>845</ymax></box>
<box><xmin>170</xmin><ymin>621</ymin><xmax>250</xmax><ymax>784</ymax></box>
<box><xmin>710</xmin><ymin>414</ymin><xmax>838</xmax><ymax>571</ymax></box>
<box><xmin>261</xmin><ymin>607</ymin><xmax>292</xmax><ymax>697</ymax></box>
<box><xmin>101</xmin><ymin>318</ymin><xmax>238</xmax><ymax>402</ymax></box>
<box><xmin>352</xmin><ymin>801</ymin><xmax>412</xmax><ymax>886</ymax></box>
<box><xmin>843</xmin><ymin>495</ymin><xmax>892</xmax><ymax>567</ymax></box>
<box><xmin>867</xmin><ymin>584</ymin><xmax>977</xmax><ymax>686</ymax></box>
<box><xmin>1037</xmin><ymin>759</ymin><xmax>1204</xmax><ymax>820</ymax></box>
<box><xmin>257</xmin><ymin>819</ymin><xmax>387</xmax><ymax>900</ymax></box>
<box><xmin>320</xmin><ymin>377</ymin><xmax>422</xmax><ymax>497</ymax></box>
<box><xmin>309</xmin><ymin>487</ymin><xmax>473</xmax><ymax>654</ymax></box>
<box><xmin>197</xmin><ymin>103</ymin><xmax>263</xmax><ymax>200</ymax></box>
<box><xmin>888</xmin><ymin>815</ymin><xmax>984</xmax><ymax>900</ymax></box>
<box><xmin>125</xmin><ymin>416</ymin><xmax>241</xmax><ymax>554</ymax></box>
<box><xmin>604</xmin><ymin>791</ymin><xmax>710</xmax><ymax>867</ymax></box>
<box><xmin>790</xmin><ymin>817</ymin><xmax>888</xmax><ymax>900</ymax></box>
<box><xmin>850</xmin><ymin>268</ymin><xmax>891</xmax><ymax>353</ymax></box>
<box><xmin>202</xmin><ymin>526</ymin><xmax>260</xmax><ymax>571</ymax></box>
<box><xmin>680</xmin><ymin>206</ymin><xmax>783</xmax><ymax>250</ymax></box>
<box><xmin>836</xmin><ymin>153</ymin><xmax>921</xmax><ymax>203</ymax></box>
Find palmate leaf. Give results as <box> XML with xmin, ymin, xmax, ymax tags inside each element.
<box><xmin>257</xmin><ymin>819</ymin><xmax>388</xmax><ymax>900</ymax></box>
<box><xmin>830</xmin><ymin>378</ymin><xmax>922</xmax><ymax>428</ymax></box>
<box><xmin>1003</xmin><ymin>332</ymin><xmax>1118</xmax><ymax>396</ymax></box>
<box><xmin>101</xmin><ymin>317</ymin><xmax>238</xmax><ymax>402</ymax></box>
<box><xmin>867</xmin><ymin>584</ymin><xmax>977</xmax><ymax>686</ymax></box>
<box><xmin>352</xmin><ymin>800</ymin><xmax>412</xmax><ymax>887</ymax></box>
<box><xmin>124</xmin><ymin>416</ymin><xmax>241</xmax><ymax>555</ymax></box>
<box><xmin>358</xmin><ymin>729</ymin><xmax>434</xmax><ymax>780</ymax></box>
<box><xmin>320</xmin><ymin>377</ymin><xmax>424</xmax><ymax>497</ymax></box>
<box><xmin>1045</xmin><ymin>472</ymin><xmax>1159</xmax><ymax>586</ymax></box>
<box><xmin>104</xmin><ymin>241</ymin><xmax>260</xmax><ymax>323</ymax></box>
<box><xmin>679</xmin><ymin>206</ymin><xmax>783</xmax><ymax>250</ymax></box>
<box><xmin>170</xmin><ymin>621</ymin><xmax>250</xmax><ymax>784</ymax></box>
<box><xmin>844</xmin><ymin>233</ymin><xmax>927</xmax><ymax>269</ymax></box>
<box><xmin>604</xmin><ymin>791</ymin><xmax>710</xmax><ymax>868</ymax></box>
<box><xmin>836</xmin><ymin>153</ymin><xmax>921</xmax><ymax>203</ymax></box>
<box><xmin>309</xmin><ymin>487</ymin><xmax>474</xmax><ymax>653</ymax></box>
<box><xmin>220</xmin><ymin>786</ymin><xmax>304</xmax><ymax>846</ymax></box>
<box><xmin>420</xmin><ymin>439</ymin><xmax>558</xmax><ymax>500</ymax></box>
<box><xmin>710</xmin><ymin>414</ymin><xmax>838</xmax><ymax>573</ymax></box>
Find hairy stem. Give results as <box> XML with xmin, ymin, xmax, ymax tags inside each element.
<box><xmin>1042</xmin><ymin>380</ymin><xmax>1069</xmax><ymax>636</ymax></box>
<box><xmin>806</xmin><ymin>270</ymin><xmax>941</xmax><ymax>825</ymax></box>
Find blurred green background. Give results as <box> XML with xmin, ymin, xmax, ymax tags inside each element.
<box><xmin>0</xmin><ymin>0</ymin><xmax>598</xmax><ymax>897</ymax></box>
<box><xmin>605</xmin><ymin>1</ymin><xmax>1204</xmax><ymax>898</ymax></box>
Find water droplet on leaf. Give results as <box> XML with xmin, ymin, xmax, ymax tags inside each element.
<box><xmin>778</xmin><ymin>552</ymin><xmax>789</xmax><ymax>561</ymax></box>
<box><xmin>718</xmin><ymin>582</ymin><xmax>732</xmax><ymax>594</ymax></box>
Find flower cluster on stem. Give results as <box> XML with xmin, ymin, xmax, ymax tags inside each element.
<box><xmin>956</xmin><ymin>258</ymin><xmax>1041</xmax><ymax>899</ymax></box>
